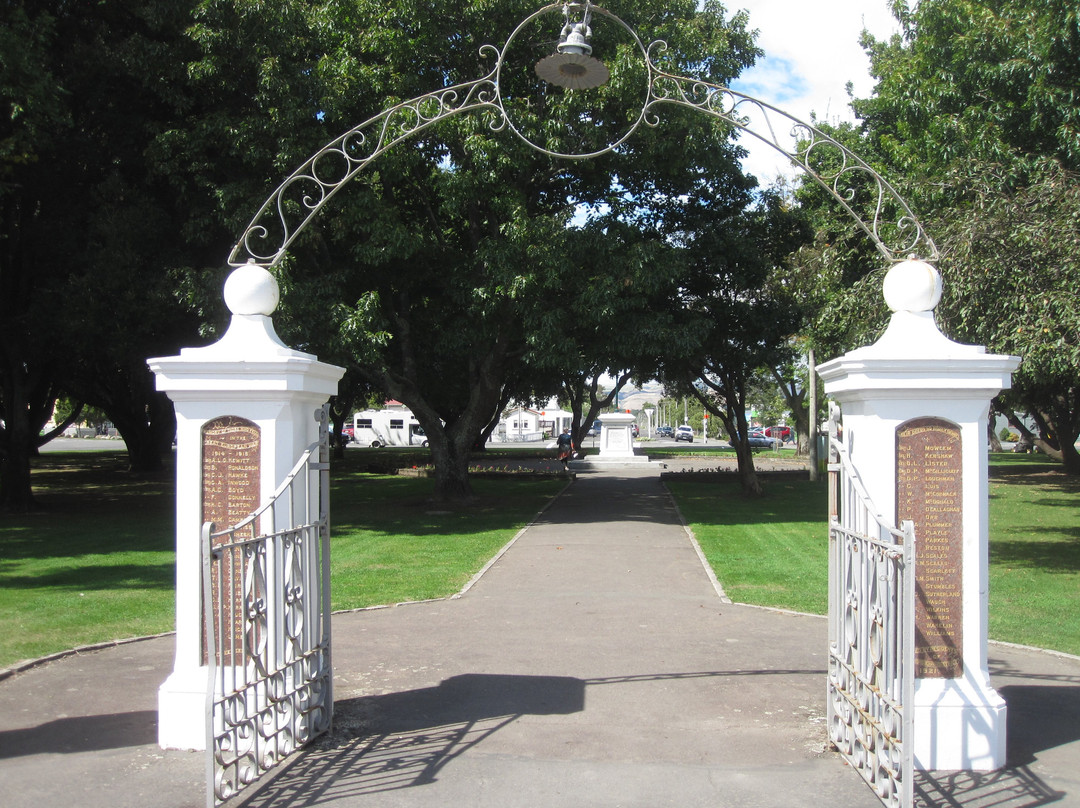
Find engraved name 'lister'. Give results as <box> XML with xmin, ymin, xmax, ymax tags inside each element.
<box><xmin>201</xmin><ymin>416</ymin><xmax>261</xmax><ymax>665</ymax></box>
<box><xmin>896</xmin><ymin>417</ymin><xmax>964</xmax><ymax>678</ymax></box>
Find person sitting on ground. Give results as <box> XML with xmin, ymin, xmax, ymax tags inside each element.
<box><xmin>556</xmin><ymin>428</ymin><xmax>574</xmax><ymax>469</ymax></box>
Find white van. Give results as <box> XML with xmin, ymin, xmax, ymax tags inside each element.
<box><xmin>352</xmin><ymin>410</ymin><xmax>430</xmax><ymax>447</ymax></box>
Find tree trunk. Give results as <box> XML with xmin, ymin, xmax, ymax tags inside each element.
<box><xmin>987</xmin><ymin>416</ymin><xmax>1002</xmax><ymax>452</ymax></box>
<box><xmin>1061</xmin><ymin>439</ymin><xmax>1080</xmax><ymax>476</ymax></box>
<box><xmin>330</xmin><ymin>407</ymin><xmax>347</xmax><ymax>461</ymax></box>
<box><xmin>0</xmin><ymin>426</ymin><xmax>36</xmax><ymax>512</ymax></box>
<box><xmin>103</xmin><ymin>389</ymin><xmax>175</xmax><ymax>475</ymax></box>
<box><xmin>0</xmin><ymin>360</ymin><xmax>59</xmax><ymax>512</ymax></box>
<box><xmin>715</xmin><ymin>408</ymin><xmax>763</xmax><ymax>496</ymax></box>
<box><xmin>427</xmin><ymin>429</ymin><xmax>475</xmax><ymax>502</ymax></box>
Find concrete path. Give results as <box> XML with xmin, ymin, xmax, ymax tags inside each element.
<box><xmin>1</xmin><ymin>463</ymin><xmax>1078</xmax><ymax>808</ymax></box>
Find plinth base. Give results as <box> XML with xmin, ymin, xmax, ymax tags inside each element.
<box><xmin>913</xmin><ymin>677</ymin><xmax>1007</xmax><ymax>770</ymax></box>
<box><xmin>158</xmin><ymin>668</ymin><xmax>208</xmax><ymax>750</ymax></box>
<box><xmin>570</xmin><ymin>455</ymin><xmax>651</xmax><ymax>469</ymax></box>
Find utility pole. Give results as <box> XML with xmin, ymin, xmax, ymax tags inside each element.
<box><xmin>808</xmin><ymin>348</ymin><xmax>819</xmax><ymax>481</ymax></box>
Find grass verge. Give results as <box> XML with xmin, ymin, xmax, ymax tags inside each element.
<box><xmin>666</xmin><ymin>474</ymin><xmax>830</xmax><ymax>615</ymax></box>
<box><xmin>0</xmin><ymin>450</ymin><xmax>563</xmax><ymax>669</ymax></box>
<box><xmin>666</xmin><ymin>454</ymin><xmax>1080</xmax><ymax>656</ymax></box>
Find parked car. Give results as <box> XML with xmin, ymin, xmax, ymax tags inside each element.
<box><xmin>588</xmin><ymin>420</ymin><xmax>602</xmax><ymax>437</ymax></box>
<box><xmin>729</xmin><ymin>433</ymin><xmax>780</xmax><ymax>451</ymax></box>
<box><xmin>655</xmin><ymin>425</ymin><xmax>674</xmax><ymax>439</ymax></box>
<box><xmin>342</xmin><ymin>426</ymin><xmax>356</xmax><ymax>443</ymax></box>
<box><xmin>675</xmin><ymin>425</ymin><xmax>694</xmax><ymax>443</ymax></box>
<box><xmin>764</xmin><ymin>425</ymin><xmax>792</xmax><ymax>442</ymax></box>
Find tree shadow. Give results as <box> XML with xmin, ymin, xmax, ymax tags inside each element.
<box><xmin>0</xmin><ymin>563</ymin><xmax>175</xmax><ymax>590</ymax></box>
<box><xmin>232</xmin><ymin>673</ymin><xmax>586</xmax><ymax>807</ymax></box>
<box><xmin>0</xmin><ymin>710</ymin><xmax>158</xmax><ymax>758</ymax></box>
<box><xmin>912</xmin><ymin>674</ymin><xmax>1080</xmax><ymax>807</ymax></box>
<box><xmin>990</xmin><ymin>534</ymin><xmax>1080</xmax><ymax>573</ymax></box>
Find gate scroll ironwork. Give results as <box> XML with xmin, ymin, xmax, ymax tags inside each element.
<box><xmin>201</xmin><ymin>407</ymin><xmax>333</xmax><ymax>806</ymax></box>
<box><xmin>827</xmin><ymin>403</ymin><xmax>916</xmax><ymax>808</ymax></box>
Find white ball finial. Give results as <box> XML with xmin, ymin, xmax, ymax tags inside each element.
<box><xmin>223</xmin><ymin>262</ymin><xmax>280</xmax><ymax>316</ymax></box>
<box><xmin>882</xmin><ymin>258</ymin><xmax>942</xmax><ymax>313</ymax></box>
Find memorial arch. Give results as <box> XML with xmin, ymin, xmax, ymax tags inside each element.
<box><xmin>151</xmin><ymin>5</ymin><xmax>1019</xmax><ymax>808</ymax></box>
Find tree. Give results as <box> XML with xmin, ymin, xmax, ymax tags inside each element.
<box><xmin>293</xmin><ymin>0</ymin><xmax>763</xmax><ymax>500</ymax></box>
<box><xmin>1</xmin><ymin>0</ymin><xmax>210</xmax><ymax>510</ymax></box>
<box><xmin>661</xmin><ymin>191</ymin><xmax>813</xmax><ymax>494</ymax></box>
<box><xmin>933</xmin><ymin>159</ymin><xmax>1080</xmax><ymax>471</ymax></box>
<box><xmin>846</xmin><ymin>0</ymin><xmax>1080</xmax><ymax>473</ymax></box>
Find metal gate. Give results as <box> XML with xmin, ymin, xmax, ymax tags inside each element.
<box><xmin>826</xmin><ymin>404</ymin><xmax>916</xmax><ymax>808</ymax></box>
<box><xmin>201</xmin><ymin>408</ymin><xmax>333</xmax><ymax>806</ymax></box>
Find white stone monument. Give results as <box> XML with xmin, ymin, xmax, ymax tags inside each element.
<box><xmin>147</xmin><ymin>264</ymin><xmax>344</xmax><ymax>750</ymax></box>
<box><xmin>572</xmin><ymin>411</ymin><xmax>649</xmax><ymax>467</ymax></box>
<box><xmin>817</xmin><ymin>259</ymin><xmax>1019</xmax><ymax>770</ymax></box>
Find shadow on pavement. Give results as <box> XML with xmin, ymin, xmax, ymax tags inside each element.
<box><xmin>0</xmin><ymin>710</ymin><xmax>157</xmax><ymax>758</ymax></box>
<box><xmin>232</xmin><ymin>673</ymin><xmax>584</xmax><ymax>807</ymax></box>
<box><xmin>232</xmin><ymin>668</ymin><xmax>831</xmax><ymax>807</ymax></box>
<box><xmin>913</xmin><ymin>680</ymin><xmax>1080</xmax><ymax>807</ymax></box>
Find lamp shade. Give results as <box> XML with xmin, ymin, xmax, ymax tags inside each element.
<box><xmin>535</xmin><ymin>52</ymin><xmax>610</xmax><ymax>90</ymax></box>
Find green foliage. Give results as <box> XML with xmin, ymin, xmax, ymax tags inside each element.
<box><xmin>788</xmin><ymin>0</ymin><xmax>1080</xmax><ymax>472</ymax></box>
<box><xmin>857</xmin><ymin>0</ymin><xmax>1080</xmax><ymax>184</ymax></box>
<box><xmin>256</xmin><ymin>0</ymin><xmax>769</xmax><ymax>498</ymax></box>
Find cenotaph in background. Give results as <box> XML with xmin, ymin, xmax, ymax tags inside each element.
<box><xmin>573</xmin><ymin>410</ymin><xmax>649</xmax><ymax>467</ymax></box>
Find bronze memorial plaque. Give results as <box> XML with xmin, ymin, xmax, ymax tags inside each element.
<box><xmin>896</xmin><ymin>417</ymin><xmax>964</xmax><ymax>678</ymax></box>
<box><xmin>201</xmin><ymin>416</ymin><xmax>261</xmax><ymax>664</ymax></box>
<box><xmin>202</xmin><ymin>416</ymin><xmax>261</xmax><ymax>529</ymax></box>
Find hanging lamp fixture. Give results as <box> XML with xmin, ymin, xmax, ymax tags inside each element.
<box><xmin>534</xmin><ymin>2</ymin><xmax>610</xmax><ymax>89</ymax></box>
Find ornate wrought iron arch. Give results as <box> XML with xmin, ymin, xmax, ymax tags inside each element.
<box><xmin>228</xmin><ymin>3</ymin><xmax>937</xmax><ymax>270</ymax></box>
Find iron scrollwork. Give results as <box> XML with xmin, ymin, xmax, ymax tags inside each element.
<box><xmin>227</xmin><ymin>3</ymin><xmax>937</xmax><ymax>272</ymax></box>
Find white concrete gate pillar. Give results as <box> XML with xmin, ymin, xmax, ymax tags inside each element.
<box><xmin>147</xmin><ymin>264</ymin><xmax>344</xmax><ymax>750</ymax></box>
<box><xmin>817</xmin><ymin>259</ymin><xmax>1019</xmax><ymax>771</ymax></box>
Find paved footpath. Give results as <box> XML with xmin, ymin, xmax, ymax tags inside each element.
<box><xmin>1</xmin><ymin>464</ymin><xmax>1078</xmax><ymax>807</ymax></box>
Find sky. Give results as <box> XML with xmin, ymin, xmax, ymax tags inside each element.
<box><xmin>726</xmin><ymin>0</ymin><xmax>902</xmax><ymax>184</ymax></box>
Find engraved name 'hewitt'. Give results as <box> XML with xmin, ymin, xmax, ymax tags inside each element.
<box><xmin>201</xmin><ymin>416</ymin><xmax>261</xmax><ymax>665</ymax></box>
<box><xmin>896</xmin><ymin>417</ymin><xmax>964</xmax><ymax>678</ymax></box>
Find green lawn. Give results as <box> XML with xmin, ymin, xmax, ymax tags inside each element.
<box><xmin>666</xmin><ymin>474</ymin><xmax>830</xmax><ymax>615</ymax></box>
<box><xmin>0</xmin><ymin>452</ymin><xmax>177</xmax><ymax>667</ymax></box>
<box><xmin>0</xmin><ymin>450</ymin><xmax>563</xmax><ymax>668</ymax></box>
<box><xmin>666</xmin><ymin>454</ymin><xmax>1080</xmax><ymax>656</ymax></box>
<box><xmin>985</xmin><ymin>454</ymin><xmax>1080</xmax><ymax>654</ymax></box>
<box><xmin>3</xmin><ymin>447</ymin><xmax>1076</xmax><ymax>669</ymax></box>
<box><xmin>328</xmin><ymin>465</ymin><xmax>565</xmax><ymax>610</ymax></box>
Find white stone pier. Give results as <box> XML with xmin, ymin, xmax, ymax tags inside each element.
<box><xmin>817</xmin><ymin>259</ymin><xmax>1019</xmax><ymax>771</ymax></box>
<box><xmin>147</xmin><ymin>264</ymin><xmax>343</xmax><ymax>750</ymax></box>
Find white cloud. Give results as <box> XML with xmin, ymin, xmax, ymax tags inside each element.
<box><xmin>727</xmin><ymin>0</ymin><xmax>901</xmax><ymax>185</ymax></box>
